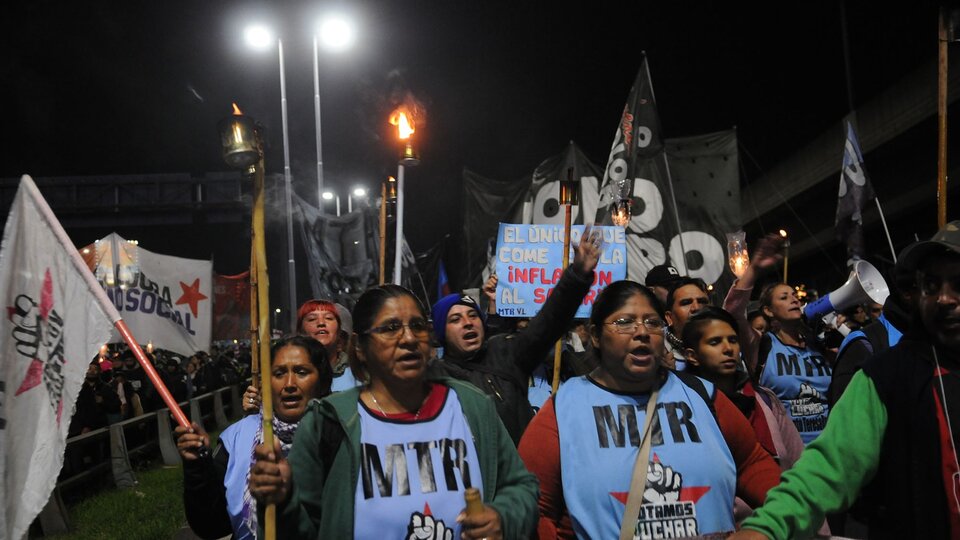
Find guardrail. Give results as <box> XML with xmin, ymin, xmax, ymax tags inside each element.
<box><xmin>37</xmin><ymin>383</ymin><xmax>246</xmax><ymax>536</ymax></box>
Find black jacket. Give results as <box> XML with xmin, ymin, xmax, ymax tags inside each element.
<box><xmin>435</xmin><ymin>265</ymin><xmax>593</xmax><ymax>445</ymax></box>
<box><xmin>858</xmin><ymin>336</ymin><xmax>956</xmax><ymax>539</ymax></box>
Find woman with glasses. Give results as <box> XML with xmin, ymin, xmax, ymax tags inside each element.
<box><xmin>519</xmin><ymin>280</ymin><xmax>780</xmax><ymax>539</ymax></box>
<box><xmin>176</xmin><ymin>335</ymin><xmax>332</xmax><ymax>540</ymax></box>
<box><xmin>250</xmin><ymin>284</ymin><xmax>539</xmax><ymax>539</ymax></box>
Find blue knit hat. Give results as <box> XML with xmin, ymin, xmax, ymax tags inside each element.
<box><xmin>431</xmin><ymin>293</ymin><xmax>485</xmax><ymax>345</ymax></box>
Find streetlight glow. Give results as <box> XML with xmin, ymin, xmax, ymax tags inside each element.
<box><xmin>352</xmin><ymin>187</ymin><xmax>367</xmax><ymax>198</ymax></box>
<box><xmin>322</xmin><ymin>191</ymin><xmax>335</xmax><ymax>200</ymax></box>
<box><xmin>318</xmin><ymin>15</ymin><xmax>356</xmax><ymax>52</ymax></box>
<box><xmin>244</xmin><ymin>24</ymin><xmax>274</xmax><ymax>51</ymax></box>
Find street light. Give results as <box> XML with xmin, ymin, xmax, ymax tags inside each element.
<box><xmin>349</xmin><ymin>186</ymin><xmax>367</xmax><ymax>213</ymax></box>
<box><xmin>274</xmin><ymin>307</ymin><xmax>281</xmax><ymax>329</ymax></box>
<box><xmin>313</xmin><ymin>14</ymin><xmax>357</xmax><ymax>212</ymax></box>
<box><xmin>322</xmin><ymin>190</ymin><xmax>341</xmax><ymax>216</ymax></box>
<box><xmin>243</xmin><ymin>23</ymin><xmax>298</xmax><ymax>331</ymax></box>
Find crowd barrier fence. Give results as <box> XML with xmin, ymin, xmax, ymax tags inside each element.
<box><xmin>36</xmin><ymin>383</ymin><xmax>246</xmax><ymax>536</ymax></box>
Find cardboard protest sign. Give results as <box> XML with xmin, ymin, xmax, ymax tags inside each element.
<box><xmin>494</xmin><ymin>224</ymin><xmax>626</xmax><ymax>319</ymax></box>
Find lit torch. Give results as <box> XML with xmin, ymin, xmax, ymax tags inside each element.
<box><xmin>389</xmin><ymin>107</ymin><xmax>421</xmax><ymax>285</ymax></box>
<box><xmin>779</xmin><ymin>229</ymin><xmax>790</xmax><ymax>283</ymax></box>
<box><xmin>726</xmin><ymin>231</ymin><xmax>749</xmax><ymax>279</ymax></box>
<box><xmin>389</xmin><ymin>109</ymin><xmax>420</xmax><ymax>165</ymax></box>
<box><xmin>610</xmin><ymin>180</ymin><xmax>632</xmax><ymax>228</ymax></box>
<box><xmin>217</xmin><ymin>103</ymin><xmax>260</xmax><ymax>171</ymax></box>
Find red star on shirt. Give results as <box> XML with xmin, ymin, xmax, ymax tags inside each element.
<box><xmin>176</xmin><ymin>278</ymin><xmax>208</xmax><ymax>317</ymax></box>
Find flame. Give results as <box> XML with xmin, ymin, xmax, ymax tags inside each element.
<box><xmin>232</xmin><ymin>102</ymin><xmax>243</xmax><ymax>116</ymax></box>
<box><xmin>389</xmin><ymin>110</ymin><xmax>415</xmax><ymax>139</ymax></box>
<box><xmin>729</xmin><ymin>253</ymin><xmax>749</xmax><ymax>278</ymax></box>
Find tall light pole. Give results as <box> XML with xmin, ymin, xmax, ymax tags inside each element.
<box><xmin>244</xmin><ymin>24</ymin><xmax>298</xmax><ymax>331</ymax></box>
<box><xmin>313</xmin><ymin>14</ymin><xmax>356</xmax><ymax>212</ymax></box>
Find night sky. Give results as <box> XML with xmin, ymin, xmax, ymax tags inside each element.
<box><xmin>1</xmin><ymin>1</ymin><xmax>949</xmax><ymax>289</ymax></box>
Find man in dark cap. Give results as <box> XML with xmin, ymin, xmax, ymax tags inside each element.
<box><xmin>732</xmin><ymin>221</ymin><xmax>960</xmax><ymax>540</ymax></box>
<box><xmin>431</xmin><ymin>230</ymin><xmax>603</xmax><ymax>444</ymax></box>
<box><xmin>644</xmin><ymin>264</ymin><xmax>683</xmax><ymax>306</ymax></box>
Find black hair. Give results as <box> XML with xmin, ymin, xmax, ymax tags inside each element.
<box><xmin>350</xmin><ymin>285</ymin><xmax>429</xmax><ymax>381</ymax></box>
<box><xmin>589</xmin><ymin>280</ymin><xmax>665</xmax><ymax>336</ymax></box>
<box><xmin>681</xmin><ymin>307</ymin><xmax>741</xmax><ymax>352</ymax></box>
<box><xmin>665</xmin><ymin>277</ymin><xmax>708</xmax><ymax>312</ymax></box>
<box><xmin>352</xmin><ymin>285</ymin><xmax>428</xmax><ymax>337</ymax></box>
<box><xmin>270</xmin><ymin>334</ymin><xmax>332</xmax><ymax>397</ymax></box>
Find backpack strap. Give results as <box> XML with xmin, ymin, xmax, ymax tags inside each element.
<box><xmin>673</xmin><ymin>370</ymin><xmax>717</xmax><ymax>420</ymax></box>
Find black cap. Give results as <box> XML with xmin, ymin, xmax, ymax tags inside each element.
<box><xmin>898</xmin><ymin>221</ymin><xmax>960</xmax><ymax>272</ymax></box>
<box><xmin>645</xmin><ymin>265</ymin><xmax>683</xmax><ymax>288</ymax></box>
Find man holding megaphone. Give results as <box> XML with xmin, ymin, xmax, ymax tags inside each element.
<box><xmin>731</xmin><ymin>221</ymin><xmax>960</xmax><ymax>540</ymax></box>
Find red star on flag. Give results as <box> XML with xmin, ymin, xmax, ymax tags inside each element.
<box><xmin>14</xmin><ymin>269</ymin><xmax>55</xmax><ymax>398</ymax></box>
<box><xmin>176</xmin><ymin>278</ymin><xmax>208</xmax><ymax>317</ymax></box>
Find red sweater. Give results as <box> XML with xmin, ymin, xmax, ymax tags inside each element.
<box><xmin>518</xmin><ymin>387</ymin><xmax>781</xmax><ymax>539</ymax></box>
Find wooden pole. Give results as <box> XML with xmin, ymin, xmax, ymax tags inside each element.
<box><xmin>379</xmin><ymin>182</ymin><xmax>387</xmax><ymax>285</ymax></box>
<box><xmin>551</xmin><ymin>204</ymin><xmax>572</xmax><ymax>394</ymax></box>
<box><xmin>252</xmin><ymin>156</ymin><xmax>276</xmax><ymax>540</ymax></box>
<box><xmin>938</xmin><ymin>6</ymin><xmax>950</xmax><ymax>228</ymax></box>
<box><xmin>249</xmin><ymin>232</ymin><xmax>260</xmax><ymax>390</ymax></box>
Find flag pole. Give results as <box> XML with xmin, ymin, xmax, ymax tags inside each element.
<box><xmin>874</xmin><ymin>197</ymin><xmax>897</xmax><ymax>263</ymax></box>
<box><xmin>643</xmin><ymin>54</ymin><xmax>688</xmax><ymax>274</ymax></box>
<box><xmin>20</xmin><ymin>176</ymin><xmax>191</xmax><ymax>429</ymax></box>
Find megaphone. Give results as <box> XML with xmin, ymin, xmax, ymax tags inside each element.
<box><xmin>803</xmin><ymin>260</ymin><xmax>890</xmax><ymax>320</ymax></box>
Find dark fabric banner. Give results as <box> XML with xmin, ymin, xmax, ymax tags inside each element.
<box><xmin>460</xmin><ymin>168</ymin><xmax>529</xmax><ymax>289</ymax></box>
<box><xmin>665</xmin><ymin>129</ymin><xmax>742</xmax><ymax>292</ymax></box>
<box><xmin>211</xmin><ymin>271</ymin><xmax>250</xmax><ymax>342</ymax></box>
<box><xmin>596</xmin><ymin>56</ymin><xmax>685</xmax><ymax>284</ymax></box>
<box><xmin>295</xmin><ymin>195</ymin><xmax>380</xmax><ymax>309</ymax></box>
<box><xmin>835</xmin><ymin>120</ymin><xmax>875</xmax><ymax>262</ymax></box>
<box><xmin>525</xmin><ymin>141</ymin><xmax>604</xmax><ymax>226</ymax></box>
<box><xmin>596</xmin><ymin>57</ymin><xmax>742</xmax><ymax>287</ymax></box>
<box><xmin>296</xmin><ymin>195</ymin><xmax>420</xmax><ymax>309</ymax></box>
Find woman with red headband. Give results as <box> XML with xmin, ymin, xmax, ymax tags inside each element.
<box><xmin>243</xmin><ymin>300</ymin><xmax>357</xmax><ymax>413</ymax></box>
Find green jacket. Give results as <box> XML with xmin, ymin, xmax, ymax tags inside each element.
<box><xmin>276</xmin><ymin>376</ymin><xmax>539</xmax><ymax>538</ymax></box>
<box><xmin>741</xmin><ymin>370</ymin><xmax>886</xmax><ymax>538</ymax></box>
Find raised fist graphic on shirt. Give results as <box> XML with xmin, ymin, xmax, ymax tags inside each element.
<box><xmin>797</xmin><ymin>382</ymin><xmax>824</xmax><ymax>402</ymax></box>
<box><xmin>407</xmin><ymin>511</ymin><xmax>453</xmax><ymax>540</ymax></box>
<box><xmin>644</xmin><ymin>461</ymin><xmax>682</xmax><ymax>504</ymax></box>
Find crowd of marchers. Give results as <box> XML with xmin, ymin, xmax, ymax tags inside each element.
<box><xmin>70</xmin><ymin>343</ymin><xmax>251</xmax><ymax>437</ymax></box>
<box><xmin>103</xmin><ymin>221</ymin><xmax>960</xmax><ymax>540</ymax></box>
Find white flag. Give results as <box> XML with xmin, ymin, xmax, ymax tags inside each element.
<box><xmin>82</xmin><ymin>233</ymin><xmax>212</xmax><ymax>358</ymax></box>
<box><xmin>0</xmin><ymin>176</ymin><xmax>115</xmax><ymax>539</ymax></box>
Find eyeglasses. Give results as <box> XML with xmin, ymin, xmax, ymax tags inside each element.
<box><xmin>363</xmin><ymin>319</ymin><xmax>432</xmax><ymax>339</ymax></box>
<box><xmin>918</xmin><ymin>271</ymin><xmax>960</xmax><ymax>298</ymax></box>
<box><xmin>605</xmin><ymin>317</ymin><xmax>666</xmax><ymax>334</ymax></box>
